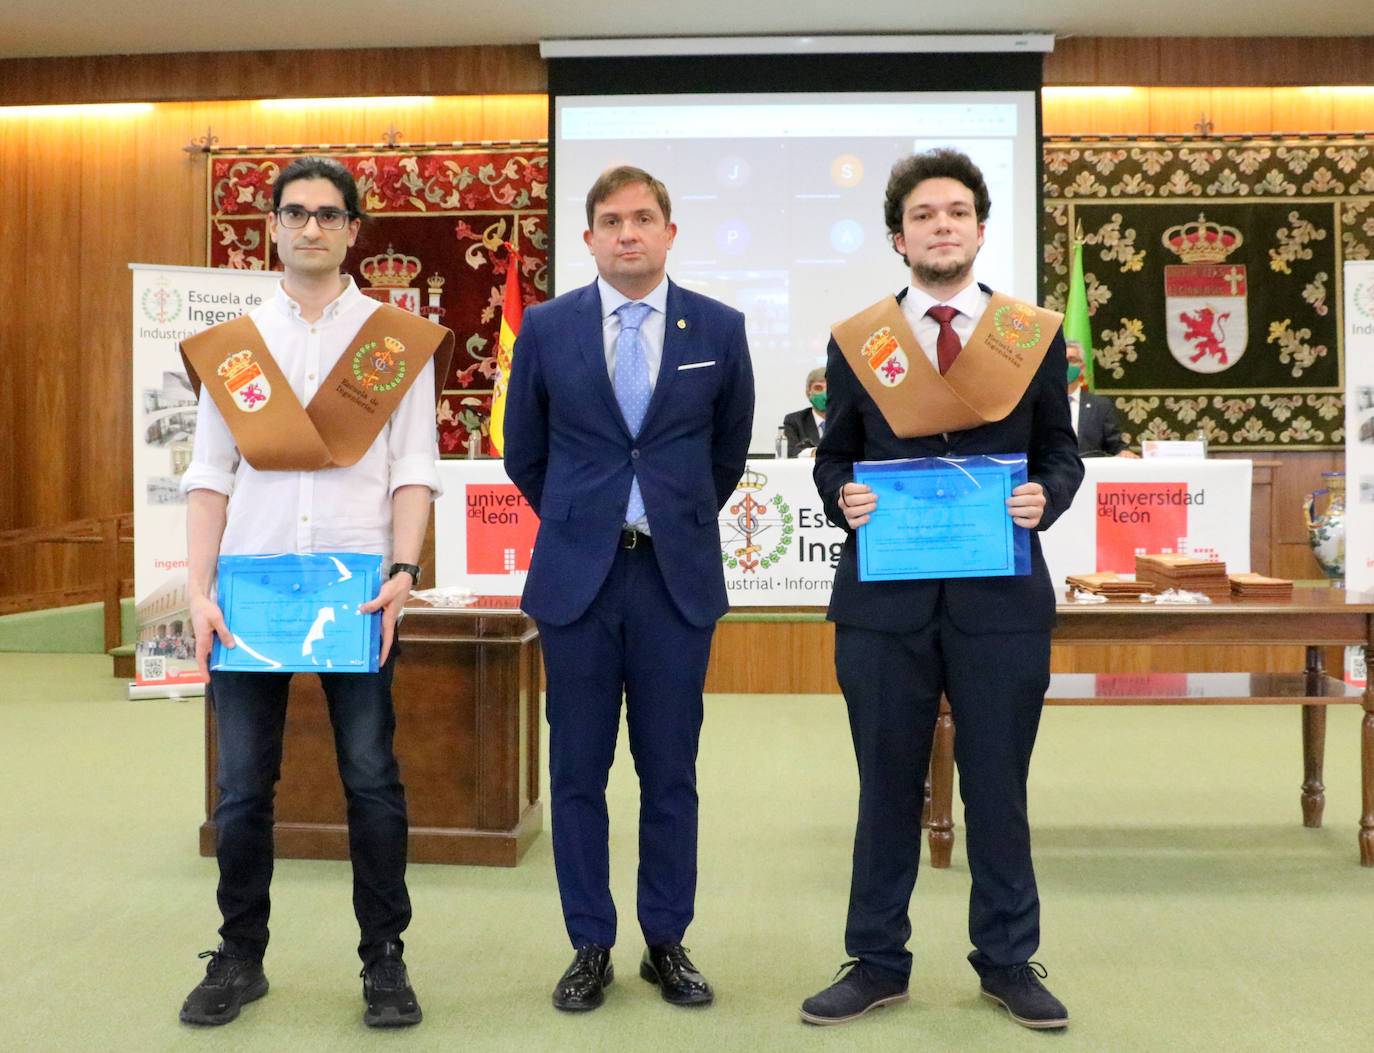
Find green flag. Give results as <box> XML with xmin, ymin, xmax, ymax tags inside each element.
<box><xmin>1063</xmin><ymin>233</ymin><xmax>1095</xmax><ymax>392</ymax></box>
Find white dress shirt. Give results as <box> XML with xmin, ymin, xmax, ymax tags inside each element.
<box><xmin>1068</xmin><ymin>387</ymin><xmax>1082</xmax><ymax>435</ymax></box>
<box><xmin>900</xmin><ymin>280</ymin><xmax>992</xmax><ymax>371</ymax></box>
<box><xmin>597</xmin><ymin>274</ymin><xmax>669</xmax><ymax>388</ymax></box>
<box><xmin>180</xmin><ymin>278</ymin><xmax>442</xmax><ymax>564</ymax></box>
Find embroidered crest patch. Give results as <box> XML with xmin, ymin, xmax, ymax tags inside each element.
<box><xmin>352</xmin><ymin>336</ymin><xmax>408</xmax><ymax>393</ymax></box>
<box><xmin>217</xmin><ymin>350</ymin><xmax>271</xmax><ymax>412</ymax></box>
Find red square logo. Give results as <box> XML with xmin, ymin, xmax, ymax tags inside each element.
<box><xmin>466</xmin><ymin>484</ymin><xmax>538</xmax><ymax>574</ymax></box>
<box><xmin>1095</xmin><ymin>482</ymin><xmax>1189</xmax><ymax>574</ymax></box>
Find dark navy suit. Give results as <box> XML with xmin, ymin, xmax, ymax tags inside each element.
<box><xmin>1075</xmin><ymin>389</ymin><xmax>1129</xmax><ymax>457</ymax></box>
<box><xmin>782</xmin><ymin>406</ymin><xmax>822</xmax><ymax>457</ymax></box>
<box><xmin>504</xmin><ymin>278</ymin><xmax>753</xmax><ymax>950</ymax></box>
<box><xmin>814</xmin><ymin>286</ymin><xmax>1082</xmax><ymax>979</ymax></box>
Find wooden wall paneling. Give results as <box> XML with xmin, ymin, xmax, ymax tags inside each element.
<box><xmin>0</xmin><ymin>47</ymin><xmax>547</xmax><ymax>106</ymax></box>
<box><xmin>0</xmin><ymin>116</ymin><xmax>28</xmax><ymax>530</ymax></box>
<box><xmin>1146</xmin><ymin>87</ymin><xmax>1214</xmax><ymax>135</ymax></box>
<box><xmin>82</xmin><ymin>112</ymin><xmax>144</xmax><ymax>525</ymax></box>
<box><xmin>1042</xmin><ymin>89</ymin><xmax>1151</xmax><ymax>138</ymax></box>
<box><xmin>1084</xmin><ymin>90</ymin><xmax>1152</xmax><ymax>137</ymax></box>
<box><xmin>1045</xmin><ymin>37</ymin><xmax>1162</xmax><ymax>87</ymax></box>
<box><xmin>1207</xmin><ymin>88</ymin><xmax>1275</xmax><ymax>136</ymax></box>
<box><xmin>1046</xmin><ymin>38</ymin><xmax>1374</xmax><ymax>89</ymax></box>
<box><xmin>1330</xmin><ymin>89</ymin><xmax>1374</xmax><ymax>134</ymax></box>
<box><xmin>705</xmin><ymin>620</ymin><xmax>839</xmax><ymax>695</ymax></box>
<box><xmin>479</xmin><ymin>95</ymin><xmax>549</xmax><ymax>143</ymax></box>
<box><xmin>1270</xmin><ymin>88</ymin><xmax>1335</xmax><ymax>134</ymax></box>
<box><xmin>26</xmin><ymin>114</ymin><xmax>84</xmax><ymax>529</ymax></box>
<box><xmin>1040</xmin><ymin>95</ymin><xmax>1094</xmax><ymax>138</ymax></box>
<box><xmin>1273</xmin><ymin>449</ymin><xmax>1343</xmax><ymax>581</ymax></box>
<box><xmin>1048</xmin><ymin>643</ymin><xmax>1309</xmax><ymax>675</ymax></box>
<box><xmin>1150</xmin><ymin>38</ymin><xmax>1374</xmax><ymax>88</ymax></box>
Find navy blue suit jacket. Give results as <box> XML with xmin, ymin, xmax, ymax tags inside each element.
<box><xmin>503</xmin><ymin>279</ymin><xmax>754</xmax><ymax>628</ymax></box>
<box><xmin>814</xmin><ymin>287</ymin><xmax>1084</xmax><ymax>635</ymax></box>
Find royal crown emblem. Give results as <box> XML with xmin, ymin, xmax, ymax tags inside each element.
<box><xmin>1161</xmin><ymin>213</ymin><xmax>1243</xmax><ymax>264</ymax></box>
<box><xmin>359</xmin><ymin>245</ymin><xmax>422</xmax><ymax>288</ymax></box>
<box><xmin>359</xmin><ymin>245</ymin><xmax>425</xmax><ymax>315</ymax></box>
<box><xmin>217</xmin><ymin>350</ymin><xmax>271</xmax><ymax>412</ymax></box>
<box><xmin>735</xmin><ymin>466</ymin><xmax>768</xmax><ymax>491</ymax></box>
<box><xmin>862</xmin><ymin>325</ymin><xmax>908</xmax><ymax>387</ymax></box>
<box><xmin>1162</xmin><ymin>213</ymin><xmax>1248</xmax><ymax>374</ymax></box>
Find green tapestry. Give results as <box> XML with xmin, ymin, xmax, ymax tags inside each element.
<box><xmin>1040</xmin><ymin>137</ymin><xmax>1374</xmax><ymax>450</ymax></box>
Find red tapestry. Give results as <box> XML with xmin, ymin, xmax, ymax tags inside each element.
<box><xmin>206</xmin><ymin>146</ymin><xmax>549</xmax><ymax>456</ymax></box>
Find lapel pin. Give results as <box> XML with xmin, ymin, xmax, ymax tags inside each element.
<box><xmin>677</xmin><ymin>318</ymin><xmax>687</xmax><ymax>329</ymax></box>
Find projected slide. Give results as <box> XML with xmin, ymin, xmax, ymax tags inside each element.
<box><xmin>553</xmin><ymin>92</ymin><xmax>1041</xmax><ymax>455</ymax></box>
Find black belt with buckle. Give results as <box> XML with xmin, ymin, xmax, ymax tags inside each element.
<box><xmin>619</xmin><ymin>528</ymin><xmax>652</xmax><ymax>549</ymax></box>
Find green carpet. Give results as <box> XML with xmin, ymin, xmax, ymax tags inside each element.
<box><xmin>1</xmin><ymin>651</ymin><xmax>1370</xmax><ymax>1052</ymax></box>
<box><xmin>0</xmin><ymin>599</ymin><xmax>135</xmax><ymax>654</ymax></box>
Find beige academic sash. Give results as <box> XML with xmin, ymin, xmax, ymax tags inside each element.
<box><xmin>181</xmin><ymin>304</ymin><xmax>455</xmax><ymax>472</ymax></box>
<box><xmin>831</xmin><ymin>292</ymin><xmax>1063</xmax><ymax>438</ymax></box>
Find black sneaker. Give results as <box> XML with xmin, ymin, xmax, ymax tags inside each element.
<box><xmin>800</xmin><ymin>959</ymin><xmax>909</xmax><ymax>1025</ymax></box>
<box><xmin>977</xmin><ymin>961</ymin><xmax>1068</xmax><ymax>1029</ymax></box>
<box><xmin>361</xmin><ymin>942</ymin><xmax>422</xmax><ymax>1028</ymax></box>
<box><xmin>179</xmin><ymin>946</ymin><xmax>268</xmax><ymax>1026</ymax></box>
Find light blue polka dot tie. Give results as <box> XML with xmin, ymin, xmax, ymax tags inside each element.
<box><xmin>614</xmin><ymin>301</ymin><xmax>653</xmax><ymax>525</ymax></box>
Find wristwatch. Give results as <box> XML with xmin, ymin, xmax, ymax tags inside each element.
<box><xmin>389</xmin><ymin>562</ymin><xmax>422</xmax><ymax>588</ymax></box>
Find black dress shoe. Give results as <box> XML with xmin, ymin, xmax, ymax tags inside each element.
<box><xmin>640</xmin><ymin>943</ymin><xmax>714</xmax><ymax>1006</ymax></box>
<box><xmin>552</xmin><ymin>945</ymin><xmax>613</xmax><ymax>1011</ymax></box>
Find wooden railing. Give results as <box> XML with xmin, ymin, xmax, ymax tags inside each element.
<box><xmin>0</xmin><ymin>514</ymin><xmax>134</xmax><ymax>651</ymax></box>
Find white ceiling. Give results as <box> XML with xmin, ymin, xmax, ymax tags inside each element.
<box><xmin>3</xmin><ymin>1</ymin><xmax>1373</xmax><ymax>61</ymax></box>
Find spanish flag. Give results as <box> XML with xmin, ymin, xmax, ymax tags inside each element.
<box><xmin>488</xmin><ymin>244</ymin><xmax>523</xmax><ymax>456</ymax></box>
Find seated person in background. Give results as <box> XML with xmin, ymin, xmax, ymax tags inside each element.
<box><xmin>1067</xmin><ymin>340</ymin><xmax>1138</xmax><ymax>458</ymax></box>
<box><xmin>782</xmin><ymin>367</ymin><xmax>828</xmax><ymax>458</ymax></box>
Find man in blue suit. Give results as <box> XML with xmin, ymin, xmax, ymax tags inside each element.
<box><xmin>801</xmin><ymin>150</ymin><xmax>1083</xmax><ymax>1031</ymax></box>
<box><xmin>504</xmin><ymin>166</ymin><xmax>754</xmax><ymax>1013</ymax></box>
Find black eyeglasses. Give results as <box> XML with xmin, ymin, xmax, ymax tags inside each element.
<box><xmin>275</xmin><ymin>205</ymin><xmax>352</xmax><ymax>230</ymax></box>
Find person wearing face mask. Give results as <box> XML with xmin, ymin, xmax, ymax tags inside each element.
<box><xmin>1066</xmin><ymin>339</ymin><xmax>1138</xmax><ymax>458</ymax></box>
<box><xmin>782</xmin><ymin>367</ymin><xmax>828</xmax><ymax>458</ymax></box>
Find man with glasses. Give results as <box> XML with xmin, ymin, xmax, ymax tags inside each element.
<box><xmin>177</xmin><ymin>156</ymin><xmax>452</xmax><ymax>1029</ymax></box>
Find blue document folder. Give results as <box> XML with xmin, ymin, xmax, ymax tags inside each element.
<box><xmin>854</xmin><ymin>455</ymin><xmax>1030</xmax><ymax>581</ymax></box>
<box><xmin>211</xmin><ymin>552</ymin><xmax>384</xmax><ymax>672</ymax></box>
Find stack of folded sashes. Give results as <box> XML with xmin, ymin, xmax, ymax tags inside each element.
<box><xmin>1134</xmin><ymin>554</ymin><xmax>1230</xmax><ymax>599</ymax></box>
<box><xmin>1065</xmin><ymin>571</ymin><xmax>1156</xmax><ymax>599</ymax></box>
<box><xmin>1227</xmin><ymin>572</ymin><xmax>1294</xmax><ymax>600</ymax></box>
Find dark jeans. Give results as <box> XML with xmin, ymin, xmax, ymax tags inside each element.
<box><xmin>209</xmin><ymin>657</ymin><xmax>410</xmax><ymax>965</ymax></box>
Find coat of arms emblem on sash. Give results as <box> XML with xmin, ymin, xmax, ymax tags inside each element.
<box><xmin>862</xmin><ymin>325</ymin><xmax>909</xmax><ymax>387</ymax></box>
<box><xmin>217</xmin><ymin>350</ymin><xmax>272</xmax><ymax>412</ymax></box>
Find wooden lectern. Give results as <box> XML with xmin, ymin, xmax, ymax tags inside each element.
<box><xmin>199</xmin><ymin>600</ymin><xmax>542</xmax><ymax>867</ymax></box>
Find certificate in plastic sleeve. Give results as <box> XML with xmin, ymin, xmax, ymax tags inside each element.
<box><xmin>211</xmin><ymin>552</ymin><xmax>384</xmax><ymax>672</ymax></box>
<box><xmin>854</xmin><ymin>455</ymin><xmax>1030</xmax><ymax>581</ymax></box>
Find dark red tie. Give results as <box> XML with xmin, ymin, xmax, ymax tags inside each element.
<box><xmin>926</xmin><ymin>305</ymin><xmax>962</xmax><ymax>375</ymax></box>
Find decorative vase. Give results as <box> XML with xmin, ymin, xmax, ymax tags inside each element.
<box><xmin>1304</xmin><ymin>471</ymin><xmax>1346</xmax><ymax>586</ymax></box>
